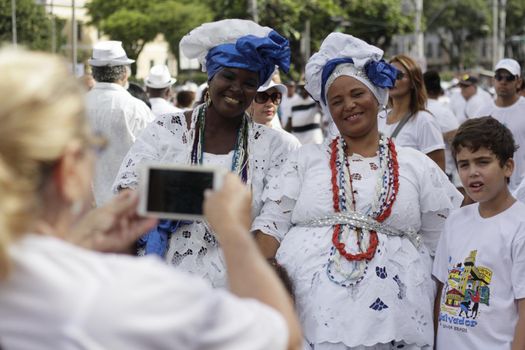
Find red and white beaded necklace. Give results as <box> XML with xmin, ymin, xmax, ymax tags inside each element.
<box><xmin>327</xmin><ymin>134</ymin><xmax>399</xmax><ymax>286</ymax></box>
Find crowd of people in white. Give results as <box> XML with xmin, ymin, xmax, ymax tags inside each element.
<box><xmin>1</xmin><ymin>17</ymin><xmax>525</xmax><ymax>350</ymax></box>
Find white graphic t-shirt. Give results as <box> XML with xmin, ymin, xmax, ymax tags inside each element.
<box><xmin>433</xmin><ymin>201</ymin><xmax>525</xmax><ymax>349</ymax></box>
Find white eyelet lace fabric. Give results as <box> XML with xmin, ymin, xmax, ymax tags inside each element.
<box><xmin>113</xmin><ymin>109</ymin><xmax>300</xmax><ymax>288</ymax></box>
<box><xmin>252</xmin><ymin>141</ymin><xmax>463</xmax><ymax>348</ymax></box>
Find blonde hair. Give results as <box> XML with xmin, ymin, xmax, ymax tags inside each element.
<box><xmin>0</xmin><ymin>48</ymin><xmax>88</xmax><ymax>278</ymax></box>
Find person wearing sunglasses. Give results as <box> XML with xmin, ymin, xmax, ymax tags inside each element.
<box><xmin>456</xmin><ymin>74</ymin><xmax>491</xmax><ymax>121</ymax></box>
<box><xmin>477</xmin><ymin>58</ymin><xmax>525</xmax><ymax>193</ymax></box>
<box><xmin>378</xmin><ymin>54</ymin><xmax>446</xmax><ymax>171</ymax></box>
<box><xmin>248</xmin><ymin>80</ymin><xmax>287</xmax><ymax>128</ymax></box>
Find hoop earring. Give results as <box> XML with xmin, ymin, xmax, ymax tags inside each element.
<box><xmin>205</xmin><ymin>91</ymin><xmax>212</xmax><ymax>108</ymax></box>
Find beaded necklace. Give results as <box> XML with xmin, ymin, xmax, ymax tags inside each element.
<box><xmin>327</xmin><ymin>134</ymin><xmax>399</xmax><ymax>287</ymax></box>
<box><xmin>190</xmin><ymin>104</ymin><xmax>249</xmax><ymax>182</ymax></box>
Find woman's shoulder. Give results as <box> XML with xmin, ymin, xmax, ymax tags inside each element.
<box><xmin>151</xmin><ymin>110</ymin><xmax>190</xmax><ymax>133</ymax></box>
<box><xmin>252</xmin><ymin>123</ymin><xmax>300</xmax><ymax>145</ymax></box>
<box><xmin>412</xmin><ymin>109</ymin><xmax>436</xmax><ymax>123</ymax></box>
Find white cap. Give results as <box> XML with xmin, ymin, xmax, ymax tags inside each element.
<box><xmin>495</xmin><ymin>58</ymin><xmax>521</xmax><ymax>77</ymax></box>
<box><xmin>145</xmin><ymin>65</ymin><xmax>176</xmax><ymax>88</ymax></box>
<box><xmin>257</xmin><ymin>79</ymin><xmax>287</xmax><ymax>96</ymax></box>
<box><xmin>88</xmin><ymin>41</ymin><xmax>134</xmax><ymax>67</ymax></box>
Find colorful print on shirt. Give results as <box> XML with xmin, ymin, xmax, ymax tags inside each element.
<box><xmin>438</xmin><ymin>250</ymin><xmax>492</xmax><ymax>332</ymax></box>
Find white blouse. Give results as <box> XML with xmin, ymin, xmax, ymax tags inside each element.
<box><xmin>378</xmin><ymin>110</ymin><xmax>445</xmax><ymax>155</ymax></box>
<box><xmin>252</xmin><ymin>140</ymin><xmax>462</xmax><ymax>348</ymax></box>
<box><xmin>0</xmin><ymin>235</ymin><xmax>288</xmax><ymax>350</ymax></box>
<box><xmin>112</xmin><ymin>108</ymin><xmax>300</xmax><ymax>287</ymax></box>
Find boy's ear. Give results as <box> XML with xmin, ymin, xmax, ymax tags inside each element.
<box><xmin>503</xmin><ymin>158</ymin><xmax>515</xmax><ymax>179</ymax></box>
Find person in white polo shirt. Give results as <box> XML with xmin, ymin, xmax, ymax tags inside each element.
<box><xmin>477</xmin><ymin>58</ymin><xmax>525</xmax><ymax>192</ymax></box>
<box><xmin>86</xmin><ymin>41</ymin><xmax>155</xmax><ymax>206</ymax></box>
<box><xmin>145</xmin><ymin>64</ymin><xmax>181</xmax><ymax>117</ymax></box>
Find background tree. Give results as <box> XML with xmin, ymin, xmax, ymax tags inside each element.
<box><xmin>87</xmin><ymin>0</ymin><xmax>156</xmax><ymax>75</ymax></box>
<box><xmin>150</xmin><ymin>1</ymin><xmax>213</xmax><ymax>62</ymax></box>
<box><xmin>200</xmin><ymin>0</ymin><xmax>410</xmax><ymax>77</ymax></box>
<box><xmin>0</xmin><ymin>0</ymin><xmax>63</xmax><ymax>51</ymax></box>
<box><xmin>505</xmin><ymin>0</ymin><xmax>525</xmax><ymax>65</ymax></box>
<box><xmin>87</xmin><ymin>0</ymin><xmax>213</xmax><ymax>75</ymax></box>
<box><xmin>424</xmin><ymin>0</ymin><xmax>491</xmax><ymax>70</ymax></box>
<box><xmin>336</xmin><ymin>0</ymin><xmax>413</xmax><ymax>50</ymax></box>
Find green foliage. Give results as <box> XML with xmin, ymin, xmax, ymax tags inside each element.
<box><xmin>424</xmin><ymin>0</ymin><xmax>491</xmax><ymax>69</ymax></box>
<box><xmin>100</xmin><ymin>10</ymin><xmax>156</xmax><ymax>60</ymax></box>
<box><xmin>338</xmin><ymin>0</ymin><xmax>413</xmax><ymax>49</ymax></box>
<box><xmin>0</xmin><ymin>0</ymin><xmax>62</xmax><ymax>51</ymax></box>
<box><xmin>198</xmin><ymin>0</ymin><xmax>409</xmax><ymax>76</ymax></box>
<box><xmin>150</xmin><ymin>1</ymin><xmax>213</xmax><ymax>58</ymax></box>
<box><xmin>87</xmin><ymin>0</ymin><xmax>213</xmax><ymax>75</ymax></box>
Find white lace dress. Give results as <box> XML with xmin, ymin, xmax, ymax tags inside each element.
<box><xmin>252</xmin><ymin>140</ymin><xmax>462</xmax><ymax>349</ymax></box>
<box><xmin>113</xmin><ymin>108</ymin><xmax>301</xmax><ymax>288</ymax></box>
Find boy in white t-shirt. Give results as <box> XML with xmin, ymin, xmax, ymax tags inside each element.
<box><xmin>433</xmin><ymin>116</ymin><xmax>525</xmax><ymax>349</ymax></box>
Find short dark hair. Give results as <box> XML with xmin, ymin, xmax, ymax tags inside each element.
<box><xmin>423</xmin><ymin>70</ymin><xmax>443</xmax><ymax>96</ymax></box>
<box><xmin>451</xmin><ymin>116</ymin><xmax>517</xmax><ymax>167</ymax></box>
<box><xmin>91</xmin><ymin>65</ymin><xmax>127</xmax><ymax>83</ymax></box>
<box><xmin>176</xmin><ymin>90</ymin><xmax>195</xmax><ymax>108</ymax></box>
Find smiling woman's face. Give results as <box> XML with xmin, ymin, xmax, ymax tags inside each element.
<box><xmin>327</xmin><ymin>75</ymin><xmax>379</xmax><ymax>140</ymax></box>
<box><xmin>208</xmin><ymin>67</ymin><xmax>259</xmax><ymax>117</ymax></box>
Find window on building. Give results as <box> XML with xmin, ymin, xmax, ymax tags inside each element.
<box><xmin>77</xmin><ymin>22</ymin><xmax>83</xmax><ymax>41</ymax></box>
<box><xmin>150</xmin><ymin>60</ymin><xmax>155</xmax><ymax>68</ymax></box>
<box><xmin>426</xmin><ymin>42</ymin><xmax>434</xmax><ymax>59</ymax></box>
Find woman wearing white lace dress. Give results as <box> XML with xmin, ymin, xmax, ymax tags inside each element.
<box><xmin>112</xmin><ymin>19</ymin><xmax>300</xmax><ymax>288</ymax></box>
<box><xmin>253</xmin><ymin>33</ymin><xmax>463</xmax><ymax>349</ymax></box>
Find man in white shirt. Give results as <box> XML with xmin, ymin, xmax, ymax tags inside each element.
<box><xmin>86</xmin><ymin>41</ymin><xmax>155</xmax><ymax>206</ymax></box>
<box><xmin>145</xmin><ymin>64</ymin><xmax>181</xmax><ymax>117</ymax></box>
<box><xmin>477</xmin><ymin>58</ymin><xmax>525</xmax><ymax>191</ymax></box>
<box><xmin>424</xmin><ymin>70</ymin><xmax>460</xmax><ymax>184</ymax></box>
<box><xmin>456</xmin><ymin>75</ymin><xmax>491</xmax><ymax>122</ymax></box>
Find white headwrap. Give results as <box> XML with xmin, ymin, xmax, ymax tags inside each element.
<box><xmin>179</xmin><ymin>19</ymin><xmax>272</xmax><ymax>71</ymax></box>
<box><xmin>305</xmin><ymin>32</ymin><xmax>392</xmax><ymax>109</ymax></box>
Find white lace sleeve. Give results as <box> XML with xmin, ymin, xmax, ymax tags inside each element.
<box><xmin>112</xmin><ymin>113</ymin><xmax>189</xmax><ymax>192</ymax></box>
<box><xmin>252</xmin><ymin>149</ymin><xmax>303</xmax><ymax>242</ymax></box>
<box><xmin>416</xmin><ymin>149</ymin><xmax>462</xmax><ymax>255</ymax></box>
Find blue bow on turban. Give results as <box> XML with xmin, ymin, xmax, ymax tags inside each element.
<box><xmin>205</xmin><ymin>30</ymin><xmax>290</xmax><ymax>86</ymax></box>
<box><xmin>320</xmin><ymin>57</ymin><xmax>398</xmax><ymax>105</ymax></box>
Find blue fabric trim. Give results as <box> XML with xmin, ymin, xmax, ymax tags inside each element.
<box><xmin>320</xmin><ymin>57</ymin><xmax>398</xmax><ymax>105</ymax></box>
<box><xmin>320</xmin><ymin>57</ymin><xmax>354</xmax><ymax>105</ymax></box>
<box><xmin>137</xmin><ymin>219</ymin><xmax>191</xmax><ymax>257</ymax></box>
<box><xmin>205</xmin><ymin>30</ymin><xmax>290</xmax><ymax>86</ymax></box>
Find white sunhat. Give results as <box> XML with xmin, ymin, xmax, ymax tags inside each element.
<box><xmin>495</xmin><ymin>58</ymin><xmax>521</xmax><ymax>77</ymax></box>
<box><xmin>257</xmin><ymin>79</ymin><xmax>287</xmax><ymax>96</ymax></box>
<box><xmin>88</xmin><ymin>41</ymin><xmax>135</xmax><ymax>67</ymax></box>
<box><xmin>145</xmin><ymin>65</ymin><xmax>176</xmax><ymax>89</ymax></box>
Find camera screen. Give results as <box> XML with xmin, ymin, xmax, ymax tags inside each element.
<box><xmin>147</xmin><ymin>168</ymin><xmax>214</xmax><ymax>216</ymax></box>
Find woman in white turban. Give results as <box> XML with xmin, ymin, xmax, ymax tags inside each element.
<box><xmin>113</xmin><ymin>19</ymin><xmax>300</xmax><ymax>288</ymax></box>
<box><xmin>253</xmin><ymin>32</ymin><xmax>463</xmax><ymax>349</ymax></box>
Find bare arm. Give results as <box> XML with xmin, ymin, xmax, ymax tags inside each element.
<box><xmin>426</xmin><ymin>149</ymin><xmax>446</xmax><ymax>172</ymax></box>
<box><xmin>434</xmin><ymin>280</ymin><xmax>443</xmax><ymax>345</ymax></box>
<box><xmin>512</xmin><ymin>298</ymin><xmax>525</xmax><ymax>350</ymax></box>
<box><xmin>69</xmin><ymin>190</ymin><xmax>157</xmax><ymax>253</ymax></box>
<box><xmin>254</xmin><ymin>229</ymin><xmax>281</xmax><ymax>258</ymax></box>
<box><xmin>204</xmin><ymin>174</ymin><xmax>302</xmax><ymax>350</ymax></box>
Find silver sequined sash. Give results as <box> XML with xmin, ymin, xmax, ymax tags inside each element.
<box><xmin>296</xmin><ymin>211</ymin><xmax>421</xmax><ymax>247</ymax></box>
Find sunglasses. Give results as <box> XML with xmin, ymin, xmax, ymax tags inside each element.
<box><xmin>396</xmin><ymin>71</ymin><xmax>405</xmax><ymax>80</ymax></box>
<box><xmin>254</xmin><ymin>91</ymin><xmax>282</xmax><ymax>105</ymax></box>
<box><xmin>495</xmin><ymin>74</ymin><xmax>517</xmax><ymax>82</ymax></box>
